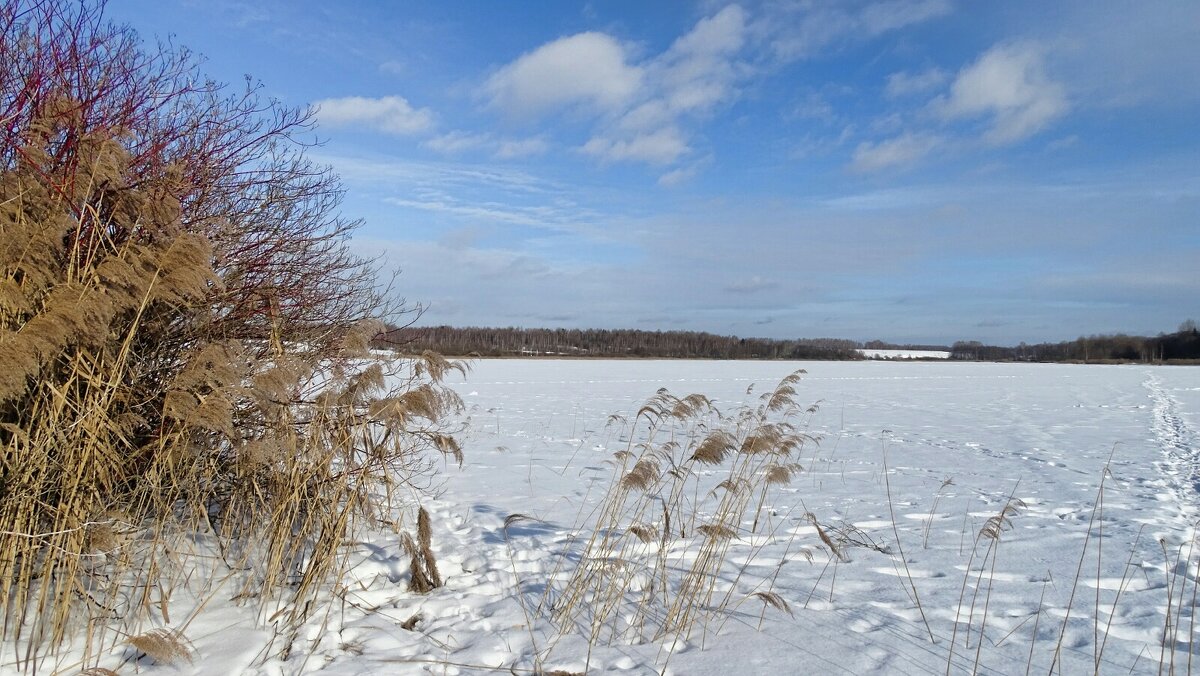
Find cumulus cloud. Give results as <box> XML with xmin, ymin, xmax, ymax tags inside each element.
<box><xmin>315</xmin><ymin>95</ymin><xmax>434</xmax><ymax>135</ymax></box>
<box><xmin>935</xmin><ymin>43</ymin><xmax>1068</xmax><ymax>144</ymax></box>
<box><xmin>885</xmin><ymin>67</ymin><xmax>947</xmax><ymax>98</ymax></box>
<box><xmin>853</xmin><ymin>43</ymin><xmax>1067</xmax><ymax>172</ymax></box>
<box><xmin>482</xmin><ymin>6</ymin><xmax>748</xmax><ymax>168</ymax></box>
<box><xmin>472</xmin><ymin>2</ymin><xmax>958</xmax><ymax>172</ymax></box>
<box><xmin>653</xmin><ymin>4</ymin><xmax>747</xmax><ymax>117</ymax></box>
<box><xmin>484</xmin><ymin>32</ymin><xmax>642</xmax><ymax>117</ymax></box>
<box><xmin>851</xmin><ymin>132</ymin><xmax>942</xmax><ymax>172</ymax></box>
<box><xmin>579</xmin><ymin>5</ymin><xmax>748</xmax><ymax>165</ymax></box>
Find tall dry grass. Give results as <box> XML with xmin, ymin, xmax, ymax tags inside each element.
<box><xmin>547</xmin><ymin>371</ymin><xmax>820</xmax><ymax>648</ymax></box>
<box><xmin>0</xmin><ymin>121</ymin><xmax>464</xmax><ymax>671</ymax></box>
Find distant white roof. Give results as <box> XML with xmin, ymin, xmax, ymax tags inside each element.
<box><xmin>857</xmin><ymin>348</ymin><xmax>951</xmax><ymax>360</ymax></box>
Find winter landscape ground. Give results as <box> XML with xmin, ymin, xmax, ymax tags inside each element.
<box><xmin>12</xmin><ymin>359</ymin><xmax>1200</xmax><ymax>675</ymax></box>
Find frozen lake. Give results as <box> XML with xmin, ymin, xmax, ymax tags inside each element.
<box><xmin>448</xmin><ymin>359</ymin><xmax>1200</xmax><ymax>528</ymax></box>
<box><xmin>427</xmin><ymin>360</ymin><xmax>1200</xmax><ymax>674</ymax></box>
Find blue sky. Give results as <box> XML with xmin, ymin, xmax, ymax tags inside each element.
<box><xmin>109</xmin><ymin>1</ymin><xmax>1199</xmax><ymax>345</ymax></box>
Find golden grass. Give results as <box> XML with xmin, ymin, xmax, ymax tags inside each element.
<box><xmin>546</xmin><ymin>370</ymin><xmax>820</xmax><ymax>651</ymax></box>
<box><xmin>1</xmin><ymin>127</ymin><xmax>465</xmax><ymax>671</ymax></box>
<box><xmin>126</xmin><ymin>628</ymin><xmax>192</xmax><ymax>665</ymax></box>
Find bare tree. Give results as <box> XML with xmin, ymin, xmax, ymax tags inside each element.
<box><xmin>1</xmin><ymin>0</ymin><xmax>393</xmax><ymax>355</ymax></box>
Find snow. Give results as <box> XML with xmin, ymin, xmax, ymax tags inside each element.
<box><xmin>8</xmin><ymin>360</ymin><xmax>1200</xmax><ymax>675</ymax></box>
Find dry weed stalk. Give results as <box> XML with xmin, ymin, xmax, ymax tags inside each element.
<box><xmin>549</xmin><ymin>370</ymin><xmax>822</xmax><ymax>645</ymax></box>
<box><xmin>404</xmin><ymin>506</ymin><xmax>443</xmax><ymax>593</ymax></box>
<box><xmin>752</xmin><ymin>590</ymin><xmax>794</xmax><ymax>629</ymax></box>
<box><xmin>945</xmin><ymin>492</ymin><xmax>1023</xmax><ymax>675</ymax></box>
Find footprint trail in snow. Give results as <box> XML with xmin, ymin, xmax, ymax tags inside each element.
<box><xmin>1145</xmin><ymin>372</ymin><xmax>1200</xmax><ymax>522</ymax></box>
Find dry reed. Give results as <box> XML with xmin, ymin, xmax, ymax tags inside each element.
<box><xmin>548</xmin><ymin>370</ymin><xmax>821</xmax><ymax>647</ymax></box>
<box><xmin>0</xmin><ymin>122</ymin><xmax>465</xmax><ymax>670</ymax></box>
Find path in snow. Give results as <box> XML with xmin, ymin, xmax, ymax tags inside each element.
<box><xmin>1145</xmin><ymin>372</ymin><xmax>1200</xmax><ymax>523</ymax></box>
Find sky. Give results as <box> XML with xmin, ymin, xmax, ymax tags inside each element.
<box><xmin>108</xmin><ymin>0</ymin><xmax>1199</xmax><ymax>345</ymax></box>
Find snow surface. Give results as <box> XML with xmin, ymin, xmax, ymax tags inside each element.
<box><xmin>11</xmin><ymin>360</ymin><xmax>1200</xmax><ymax>675</ymax></box>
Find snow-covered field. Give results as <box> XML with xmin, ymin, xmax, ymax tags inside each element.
<box><xmin>16</xmin><ymin>360</ymin><xmax>1200</xmax><ymax>675</ymax></box>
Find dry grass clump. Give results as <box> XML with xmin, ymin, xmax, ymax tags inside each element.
<box><xmin>125</xmin><ymin>629</ymin><xmax>192</xmax><ymax>665</ymax></box>
<box><xmin>0</xmin><ymin>134</ymin><xmax>465</xmax><ymax>670</ymax></box>
<box><xmin>404</xmin><ymin>506</ymin><xmax>443</xmax><ymax>594</ymax></box>
<box><xmin>0</xmin><ymin>8</ymin><xmax>466</xmax><ymax>670</ymax></box>
<box><xmin>548</xmin><ymin>370</ymin><xmax>822</xmax><ymax>645</ymax></box>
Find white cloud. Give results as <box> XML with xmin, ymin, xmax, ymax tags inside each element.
<box><xmin>617</xmin><ymin>100</ymin><xmax>672</xmax><ymax>132</ymax></box>
<box><xmin>482</xmin><ymin>6</ymin><xmax>748</xmax><ymax>169</ymax></box>
<box><xmin>885</xmin><ymin>67</ymin><xmax>947</xmax><ymax>98</ymax></box>
<box><xmin>851</xmin><ymin>132</ymin><xmax>942</xmax><ymax>172</ymax></box>
<box><xmin>576</xmin><ymin>5</ymin><xmax>748</xmax><ymax>167</ymax></box>
<box><xmin>654</xmin><ymin>4</ymin><xmax>747</xmax><ymax>117</ymax></box>
<box><xmin>471</xmin><ymin>3</ymin><xmax>958</xmax><ymax>174</ymax></box>
<box><xmin>484</xmin><ymin>32</ymin><xmax>642</xmax><ymax>117</ymax></box>
<box><xmin>423</xmin><ymin>131</ymin><xmax>550</xmax><ymax>160</ymax></box>
<box><xmin>581</xmin><ymin>127</ymin><xmax>689</xmax><ymax>165</ymax></box>
<box><xmin>384</xmin><ymin>195</ymin><xmax>587</xmax><ymax>231</ymax></box>
<box><xmin>851</xmin><ymin>43</ymin><xmax>1066</xmax><ymax>172</ymax></box>
<box><xmin>423</xmin><ymin>131</ymin><xmax>491</xmax><ymax>154</ymax></box>
<box><xmin>672</xmin><ymin>4</ymin><xmax>747</xmax><ymax>56</ymax></box>
<box><xmin>315</xmin><ymin>95</ymin><xmax>434</xmax><ymax>135</ymax></box>
<box><xmin>935</xmin><ymin>43</ymin><xmax>1068</xmax><ymax>144</ymax></box>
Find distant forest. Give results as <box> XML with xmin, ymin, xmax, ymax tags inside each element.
<box><xmin>377</xmin><ymin>326</ymin><xmax>862</xmax><ymax>360</ymax></box>
<box><xmin>949</xmin><ymin>322</ymin><xmax>1200</xmax><ymax>362</ymax></box>
<box><xmin>376</xmin><ymin>322</ymin><xmax>1200</xmax><ymax>363</ymax></box>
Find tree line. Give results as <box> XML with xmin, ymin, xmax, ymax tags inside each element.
<box><xmin>378</xmin><ymin>325</ymin><xmax>864</xmax><ymax>360</ymax></box>
<box><xmin>380</xmin><ymin>322</ymin><xmax>1200</xmax><ymax>363</ymax></box>
<box><xmin>950</xmin><ymin>322</ymin><xmax>1200</xmax><ymax>362</ymax></box>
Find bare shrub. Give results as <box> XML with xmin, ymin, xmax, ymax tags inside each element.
<box><xmin>0</xmin><ymin>2</ymin><xmax>461</xmax><ymax>670</ymax></box>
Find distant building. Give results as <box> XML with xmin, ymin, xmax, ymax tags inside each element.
<box><xmin>856</xmin><ymin>349</ymin><xmax>951</xmax><ymax>360</ymax></box>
